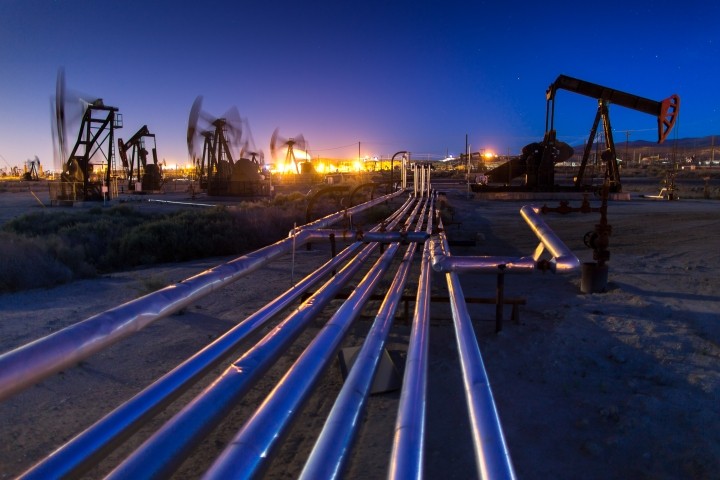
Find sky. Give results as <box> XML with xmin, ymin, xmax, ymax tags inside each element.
<box><xmin>1</xmin><ymin>0</ymin><xmax>718</xmax><ymax>172</ymax></box>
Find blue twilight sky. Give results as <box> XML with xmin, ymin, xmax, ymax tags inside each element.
<box><xmin>1</xmin><ymin>0</ymin><xmax>718</xmax><ymax>171</ymax></box>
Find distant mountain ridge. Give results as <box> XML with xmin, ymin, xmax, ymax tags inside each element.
<box><xmin>572</xmin><ymin>134</ymin><xmax>718</xmax><ymax>149</ymax></box>
<box><xmin>570</xmin><ymin>134</ymin><xmax>719</xmax><ymax>160</ymax></box>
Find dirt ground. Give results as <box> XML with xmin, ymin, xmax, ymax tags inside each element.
<box><xmin>0</xmin><ymin>181</ymin><xmax>719</xmax><ymax>479</ymax></box>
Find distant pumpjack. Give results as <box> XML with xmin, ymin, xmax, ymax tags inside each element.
<box><xmin>271</xmin><ymin>128</ymin><xmax>311</xmax><ymax>175</ymax></box>
<box><xmin>23</xmin><ymin>156</ymin><xmax>42</xmax><ymax>181</ymax></box>
<box><xmin>187</xmin><ymin>96</ymin><xmax>268</xmax><ymax>196</ymax></box>
<box><xmin>118</xmin><ymin>125</ymin><xmax>161</xmax><ymax>192</ymax></box>
<box><xmin>53</xmin><ymin>69</ymin><xmax>123</xmax><ymax>201</ymax></box>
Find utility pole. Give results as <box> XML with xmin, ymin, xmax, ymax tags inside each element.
<box><xmin>625</xmin><ymin>131</ymin><xmax>630</xmax><ymax>167</ymax></box>
<box><xmin>712</xmin><ymin>136</ymin><xmax>715</xmax><ymax>164</ymax></box>
<box><xmin>466</xmin><ymin>134</ymin><xmax>471</xmax><ymax>198</ymax></box>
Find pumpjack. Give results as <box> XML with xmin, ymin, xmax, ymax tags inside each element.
<box><xmin>61</xmin><ymin>100</ymin><xmax>122</xmax><ymax>200</ymax></box>
<box><xmin>199</xmin><ymin>118</ymin><xmax>237</xmax><ymax>195</ymax></box>
<box><xmin>118</xmin><ymin>125</ymin><xmax>162</xmax><ymax>192</ymax></box>
<box><xmin>270</xmin><ymin>128</ymin><xmax>311</xmax><ymax>175</ymax></box>
<box><xmin>23</xmin><ymin>156</ymin><xmax>42</xmax><ymax>181</ymax></box>
<box><xmin>546</xmin><ymin>74</ymin><xmax>680</xmax><ymax>192</ymax></box>
<box><xmin>481</xmin><ymin>75</ymin><xmax>679</xmax><ymax>192</ymax></box>
<box><xmin>187</xmin><ymin>96</ymin><xmax>269</xmax><ymax>196</ymax></box>
<box><xmin>53</xmin><ymin>69</ymin><xmax>123</xmax><ymax>201</ymax></box>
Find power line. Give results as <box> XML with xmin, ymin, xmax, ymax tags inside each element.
<box><xmin>310</xmin><ymin>143</ymin><xmax>360</xmax><ymax>152</ymax></box>
<box><xmin>312</xmin><ymin>140</ymin><xmax>401</xmax><ymax>152</ymax></box>
<box><xmin>0</xmin><ymin>153</ymin><xmax>14</xmax><ymax>169</ymax></box>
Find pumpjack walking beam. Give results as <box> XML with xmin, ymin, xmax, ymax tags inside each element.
<box><xmin>546</xmin><ymin>74</ymin><xmax>680</xmax><ymax>192</ymax></box>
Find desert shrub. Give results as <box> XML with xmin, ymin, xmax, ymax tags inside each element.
<box><xmin>0</xmin><ymin>202</ymin><xmax>307</xmax><ymax>292</ymax></box>
<box><xmin>41</xmin><ymin>234</ymin><xmax>96</xmax><ymax>278</ymax></box>
<box><xmin>113</xmin><ymin>207</ymin><xmax>245</xmax><ymax>267</ymax></box>
<box><xmin>270</xmin><ymin>191</ymin><xmax>307</xmax><ymax>207</ymax></box>
<box><xmin>4</xmin><ymin>204</ymin><xmax>146</xmax><ymax>237</ymax></box>
<box><xmin>4</xmin><ymin>210</ymin><xmax>82</xmax><ymax>237</ymax></box>
<box><xmin>61</xmin><ymin>216</ymin><xmax>133</xmax><ymax>268</ymax></box>
<box><xmin>0</xmin><ymin>232</ymin><xmax>74</xmax><ymax>292</ymax></box>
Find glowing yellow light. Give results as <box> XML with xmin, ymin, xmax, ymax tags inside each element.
<box><xmin>316</xmin><ymin>162</ymin><xmax>326</xmax><ymax>173</ymax></box>
<box><xmin>483</xmin><ymin>151</ymin><xmax>494</xmax><ymax>159</ymax></box>
<box><xmin>353</xmin><ymin>161</ymin><xmax>361</xmax><ymax>172</ymax></box>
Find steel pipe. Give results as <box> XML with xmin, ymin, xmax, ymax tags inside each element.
<box><xmin>107</xmin><ymin>200</ymin><xmax>415</xmax><ymax>479</ymax></box>
<box><xmin>439</xmin><ymin>222</ymin><xmax>516</xmax><ymax>480</ymax></box>
<box><xmin>300</xmin><ymin>199</ymin><xmax>429</xmax><ymax>480</ymax></box>
<box><xmin>0</xmin><ymin>235</ymin><xmax>300</xmax><ymax>403</ymax></box>
<box><xmin>520</xmin><ymin>205</ymin><xmax>581</xmax><ymax>273</ymax></box>
<box><xmin>0</xmin><ymin>191</ymin><xmax>404</xmax><ymax>403</ymax></box>
<box><xmin>205</xmin><ymin>237</ymin><xmax>405</xmax><ymax>479</ymax></box>
<box><xmin>429</xmin><ymin>245</ymin><xmax>537</xmax><ymax>273</ymax></box>
<box><xmin>20</xmin><ymin>241</ymin><xmax>364</xmax><ymax>479</ymax></box>
<box><xmin>301</xmin><ymin>229</ymin><xmax>429</xmax><ymax>244</ymax></box>
<box><xmin>401</xmin><ymin>153</ymin><xmax>408</xmax><ymax>190</ymax></box>
<box><xmin>415</xmin><ymin>164</ymin><xmax>419</xmax><ymax>197</ymax></box>
<box><xmin>0</xmin><ymin>192</ymin><xmax>565</xmax><ymax>479</ymax></box>
<box><xmin>388</xmin><ymin>195</ymin><xmax>434</xmax><ymax>480</ymax></box>
<box><xmin>426</xmin><ymin>164</ymin><xmax>432</xmax><ymax>196</ymax></box>
<box><xmin>429</xmin><ymin>204</ymin><xmax>580</xmax><ymax>274</ymax></box>
<box><xmin>389</xmin><ymin>241</ymin><xmax>432</xmax><ymax>480</ymax></box>
<box><xmin>295</xmin><ymin>189</ymin><xmax>405</xmax><ymax>234</ymax></box>
<box><xmin>107</xmin><ymin>245</ymin><xmax>382</xmax><ymax>479</ymax></box>
<box><xmin>390</xmin><ymin>150</ymin><xmax>407</xmax><ymax>192</ymax></box>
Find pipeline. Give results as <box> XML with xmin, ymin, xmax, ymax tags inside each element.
<box><xmin>0</xmin><ymin>190</ymin><xmax>405</xmax><ymax>403</ymax></box>
<box><xmin>388</xmin><ymin>192</ymin><xmax>435</xmax><ymax>479</ymax></box>
<box><xmin>519</xmin><ymin>205</ymin><xmax>580</xmax><ymax>273</ymax></box>
<box><xmin>205</xmin><ymin>226</ymin><xmax>411</xmax><ymax>478</ymax></box>
<box><xmin>147</xmin><ymin>199</ymin><xmax>217</xmax><ymax>207</ymax></box>
<box><xmin>300</xmin><ymin>199</ymin><xmax>429</xmax><ymax>480</ymax></box>
<box><xmin>437</xmin><ymin>215</ymin><xmax>516</xmax><ymax>480</ymax></box>
<box><xmin>107</xmin><ymin>198</ymin><xmax>416</xmax><ymax>479</ymax></box>
<box><xmin>430</xmin><ymin>204</ymin><xmax>579</xmax><ymax>274</ymax></box>
<box><xmin>2</xmin><ymin>189</ymin><xmax>584</xmax><ymax>479</ymax></box>
<box><xmin>302</xmin><ymin>229</ymin><xmax>429</xmax><ymax>244</ymax></box>
<box><xmin>22</xmin><ymin>241</ymin><xmax>363</xmax><ymax>478</ymax></box>
<box><xmin>411</xmin><ymin>163</ymin><xmax>432</xmax><ymax>198</ymax></box>
<box><xmin>18</xmin><ymin>195</ymin><xmax>415</xmax><ymax>479</ymax></box>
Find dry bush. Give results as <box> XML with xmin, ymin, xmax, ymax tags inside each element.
<box><xmin>1</xmin><ymin>203</ymin><xmax>306</xmax><ymax>292</ymax></box>
<box><xmin>0</xmin><ymin>232</ymin><xmax>74</xmax><ymax>292</ymax></box>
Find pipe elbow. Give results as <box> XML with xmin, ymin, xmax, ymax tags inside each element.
<box><xmin>551</xmin><ymin>254</ymin><xmax>581</xmax><ymax>273</ymax></box>
<box><xmin>429</xmin><ymin>253</ymin><xmax>450</xmax><ymax>273</ymax></box>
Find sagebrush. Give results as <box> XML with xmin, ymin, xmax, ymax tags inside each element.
<box><xmin>0</xmin><ymin>203</ymin><xmax>304</xmax><ymax>292</ymax></box>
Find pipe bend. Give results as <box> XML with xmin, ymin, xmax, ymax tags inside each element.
<box><xmin>429</xmin><ymin>253</ymin><xmax>450</xmax><ymax>273</ymax></box>
<box><xmin>551</xmin><ymin>254</ymin><xmax>582</xmax><ymax>273</ymax></box>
